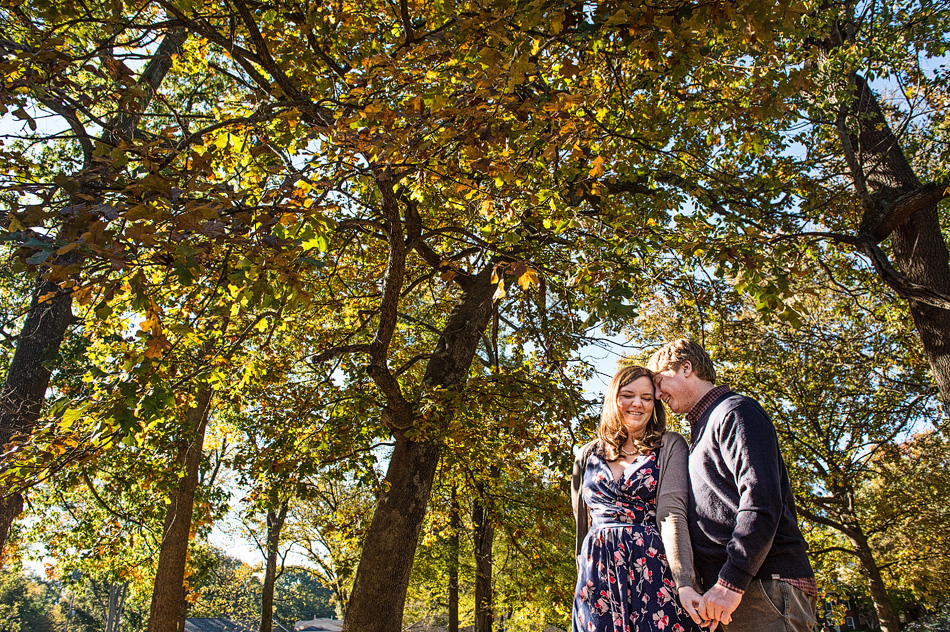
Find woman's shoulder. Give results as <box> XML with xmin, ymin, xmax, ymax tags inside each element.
<box><xmin>661</xmin><ymin>430</ymin><xmax>688</xmax><ymax>445</ymax></box>
<box><xmin>579</xmin><ymin>438</ymin><xmax>600</xmax><ymax>455</ymax></box>
<box><xmin>659</xmin><ymin>431</ymin><xmax>688</xmax><ymax>454</ymax></box>
<box><xmin>575</xmin><ymin>438</ymin><xmax>601</xmax><ymax>463</ymax></box>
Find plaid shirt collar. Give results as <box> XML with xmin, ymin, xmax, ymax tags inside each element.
<box><xmin>686</xmin><ymin>384</ymin><xmax>731</xmax><ymax>426</ymax></box>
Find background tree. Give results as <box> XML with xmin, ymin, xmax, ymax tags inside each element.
<box><xmin>0</xmin><ymin>568</ymin><xmax>62</xmax><ymax>632</ymax></box>
<box><xmin>0</xmin><ymin>5</ymin><xmax>189</xmax><ymax>549</ymax></box>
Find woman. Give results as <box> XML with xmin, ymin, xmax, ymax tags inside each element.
<box><xmin>571</xmin><ymin>365</ymin><xmax>705</xmax><ymax>632</ymax></box>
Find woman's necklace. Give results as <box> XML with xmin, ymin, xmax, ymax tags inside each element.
<box><xmin>619</xmin><ymin>444</ymin><xmax>638</xmax><ymax>456</ymax></box>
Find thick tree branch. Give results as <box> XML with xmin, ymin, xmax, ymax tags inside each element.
<box><xmin>309</xmin><ymin>344</ymin><xmax>371</xmax><ymax>365</ymax></box>
<box><xmin>403</xmin><ymin>194</ymin><xmax>472</xmax><ymax>288</ymax></box>
<box><xmin>774</xmin><ymin>231</ymin><xmax>950</xmax><ymax>311</ymax></box>
<box><xmin>155</xmin><ymin>1</ymin><xmax>275</xmax><ymax>93</ymax></box>
<box><xmin>795</xmin><ymin>501</ymin><xmax>856</xmax><ymax>537</ymax></box>
<box><xmin>229</xmin><ymin>0</ymin><xmax>303</xmax><ymax>101</ymax></box>
<box><xmin>398</xmin><ymin>0</ymin><xmax>415</xmax><ymax>42</ymax></box>
<box><xmin>808</xmin><ymin>545</ymin><xmax>860</xmax><ymax>558</ymax></box>
<box><xmin>107</xmin><ymin>27</ymin><xmax>188</xmax><ymax>144</ymax></box>
<box><xmin>855</xmin><ymin>239</ymin><xmax>950</xmax><ymax>311</ymax></box>
<box><xmin>367</xmin><ymin>174</ymin><xmax>413</xmax><ymax>426</ymax></box>
<box><xmin>860</xmin><ymin>180</ymin><xmax>950</xmax><ymax>242</ymax></box>
<box><xmin>37</xmin><ymin>97</ymin><xmax>93</xmax><ymax>166</ymax></box>
<box><xmin>304</xmin><ymin>32</ymin><xmax>351</xmax><ymax>79</ymax></box>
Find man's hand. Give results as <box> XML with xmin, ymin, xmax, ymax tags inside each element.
<box><xmin>699</xmin><ymin>582</ymin><xmax>743</xmax><ymax>627</ymax></box>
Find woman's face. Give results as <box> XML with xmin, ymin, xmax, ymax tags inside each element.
<box><xmin>615</xmin><ymin>376</ymin><xmax>656</xmax><ymax>438</ymax></box>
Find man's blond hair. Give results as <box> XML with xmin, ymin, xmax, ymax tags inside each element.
<box><xmin>648</xmin><ymin>338</ymin><xmax>716</xmax><ymax>384</ymax></box>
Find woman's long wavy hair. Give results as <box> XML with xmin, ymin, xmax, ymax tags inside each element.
<box><xmin>598</xmin><ymin>365</ymin><xmax>667</xmax><ymax>460</ymax></box>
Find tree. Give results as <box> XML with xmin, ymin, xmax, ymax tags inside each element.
<box><xmin>862</xmin><ymin>431</ymin><xmax>950</xmax><ymax>614</ymax></box>
<box><xmin>0</xmin><ymin>8</ymin><xmax>188</xmax><ymax>551</ymax></box>
<box><xmin>186</xmin><ymin>545</ymin><xmax>263</xmax><ymax>622</ymax></box>
<box><xmin>270</xmin><ymin>569</ymin><xmax>335</xmax><ymax>628</ymax></box>
<box><xmin>285</xmin><ymin>478</ymin><xmax>377</xmax><ymax>620</ymax></box>
<box><xmin>0</xmin><ymin>569</ymin><xmax>60</xmax><ymax>632</ymax></box>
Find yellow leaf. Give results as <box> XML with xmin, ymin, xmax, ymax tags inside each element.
<box><xmin>55</xmin><ymin>242</ymin><xmax>80</xmax><ymax>256</ymax></box>
<box><xmin>518</xmin><ymin>268</ymin><xmax>539</xmax><ymax>290</ymax></box>
<box><xmin>144</xmin><ymin>335</ymin><xmax>169</xmax><ymax>359</ymax></box>
<box><xmin>139</xmin><ymin>313</ymin><xmax>162</xmax><ymax>334</ymax></box>
<box><xmin>589</xmin><ymin>155</ymin><xmax>605</xmax><ymax>178</ymax></box>
<box><xmin>480</xmin><ymin>198</ymin><xmax>493</xmax><ymax>218</ymax></box>
<box><xmin>492</xmin><ymin>280</ymin><xmax>506</xmax><ymax>301</ymax></box>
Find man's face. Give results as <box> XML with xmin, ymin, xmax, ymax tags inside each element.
<box><xmin>653</xmin><ymin>363</ymin><xmax>691</xmax><ymax>414</ymax></box>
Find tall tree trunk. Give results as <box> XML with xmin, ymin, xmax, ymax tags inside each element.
<box><xmin>891</xmin><ymin>211</ymin><xmax>950</xmax><ymax>407</ymax></box>
<box><xmin>105</xmin><ymin>581</ymin><xmax>129</xmax><ymax>632</ymax></box>
<box><xmin>146</xmin><ymin>386</ymin><xmax>213</xmax><ymax>632</ymax></box>
<box><xmin>847</xmin><ymin>529</ymin><xmax>901</xmax><ymax>632</ymax></box>
<box><xmin>343</xmin><ymin>266</ymin><xmax>497</xmax><ymax>632</ymax></box>
<box><xmin>178</xmin><ymin>586</ymin><xmax>189</xmax><ymax>632</ymax></box>
<box><xmin>343</xmin><ymin>439</ymin><xmax>442</xmax><ymax>631</ymax></box>
<box><xmin>473</xmin><ymin>469</ymin><xmax>498</xmax><ymax>632</ymax></box>
<box><xmin>843</xmin><ymin>72</ymin><xmax>950</xmax><ymax>408</ymax></box>
<box><xmin>448</xmin><ymin>488</ymin><xmax>460</xmax><ymax>632</ymax></box>
<box><xmin>259</xmin><ymin>501</ymin><xmax>289</xmax><ymax>632</ymax></box>
<box><xmin>0</xmin><ymin>278</ymin><xmax>73</xmax><ymax>553</ymax></box>
<box><xmin>0</xmin><ymin>28</ymin><xmax>188</xmax><ymax>558</ymax></box>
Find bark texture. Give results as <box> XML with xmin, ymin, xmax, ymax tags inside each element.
<box><xmin>342</xmin><ymin>439</ymin><xmax>442</xmax><ymax>631</ymax></box>
<box><xmin>343</xmin><ymin>265</ymin><xmax>498</xmax><ymax>632</ymax></box>
<box><xmin>846</xmin><ymin>75</ymin><xmax>950</xmax><ymax>408</ymax></box>
<box><xmin>473</xmin><ymin>471</ymin><xmax>497</xmax><ymax>632</ymax></box>
<box><xmin>0</xmin><ymin>278</ymin><xmax>73</xmax><ymax>550</ymax></box>
<box><xmin>848</xmin><ymin>529</ymin><xmax>901</xmax><ymax>632</ymax></box>
<box><xmin>146</xmin><ymin>386</ymin><xmax>213</xmax><ymax>632</ymax></box>
<box><xmin>259</xmin><ymin>501</ymin><xmax>289</xmax><ymax>632</ymax></box>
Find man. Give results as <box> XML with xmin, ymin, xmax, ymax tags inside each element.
<box><xmin>648</xmin><ymin>339</ymin><xmax>816</xmax><ymax>632</ymax></box>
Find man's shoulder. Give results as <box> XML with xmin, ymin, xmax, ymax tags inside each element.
<box><xmin>711</xmin><ymin>391</ymin><xmax>763</xmax><ymax>412</ymax></box>
<box><xmin>709</xmin><ymin>391</ymin><xmax>772</xmax><ymax>425</ymax></box>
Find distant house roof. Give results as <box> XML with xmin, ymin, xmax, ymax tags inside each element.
<box><xmin>294</xmin><ymin>619</ymin><xmax>343</xmax><ymax>632</ymax></box>
<box><xmin>185</xmin><ymin>618</ymin><xmax>291</xmax><ymax>632</ymax></box>
<box><xmin>184</xmin><ymin>619</ymin><xmax>255</xmax><ymax>632</ymax></box>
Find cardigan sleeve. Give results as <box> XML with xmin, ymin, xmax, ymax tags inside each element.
<box><xmin>572</xmin><ymin>440</ymin><xmax>595</xmax><ymax>559</ymax></box>
<box><xmin>655</xmin><ymin>432</ymin><xmax>697</xmax><ymax>590</ymax></box>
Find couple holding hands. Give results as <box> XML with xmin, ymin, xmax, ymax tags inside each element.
<box><xmin>571</xmin><ymin>339</ymin><xmax>817</xmax><ymax>632</ymax></box>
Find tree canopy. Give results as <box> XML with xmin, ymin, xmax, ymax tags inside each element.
<box><xmin>0</xmin><ymin>0</ymin><xmax>948</xmax><ymax>630</ymax></box>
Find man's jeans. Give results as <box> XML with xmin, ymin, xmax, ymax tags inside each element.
<box><xmin>722</xmin><ymin>579</ymin><xmax>817</xmax><ymax>632</ymax></box>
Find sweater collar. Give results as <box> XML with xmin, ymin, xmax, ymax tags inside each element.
<box><xmin>686</xmin><ymin>384</ymin><xmax>732</xmax><ymax>426</ymax></box>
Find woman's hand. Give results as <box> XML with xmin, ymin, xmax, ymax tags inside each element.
<box><xmin>677</xmin><ymin>586</ymin><xmax>704</xmax><ymax>624</ymax></box>
<box><xmin>678</xmin><ymin>586</ymin><xmax>717</xmax><ymax>630</ymax></box>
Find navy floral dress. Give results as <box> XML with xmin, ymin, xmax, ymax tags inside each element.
<box><xmin>572</xmin><ymin>449</ymin><xmax>701</xmax><ymax>632</ymax></box>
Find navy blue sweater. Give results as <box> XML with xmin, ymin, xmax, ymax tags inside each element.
<box><xmin>688</xmin><ymin>391</ymin><xmax>813</xmax><ymax>591</ymax></box>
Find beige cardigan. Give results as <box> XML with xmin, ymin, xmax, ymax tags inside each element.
<box><xmin>571</xmin><ymin>431</ymin><xmax>696</xmax><ymax>590</ymax></box>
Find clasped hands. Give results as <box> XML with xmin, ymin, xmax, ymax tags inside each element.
<box><xmin>678</xmin><ymin>584</ymin><xmax>743</xmax><ymax>630</ymax></box>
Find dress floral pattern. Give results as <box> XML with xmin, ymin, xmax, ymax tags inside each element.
<box><xmin>572</xmin><ymin>449</ymin><xmax>702</xmax><ymax>632</ymax></box>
